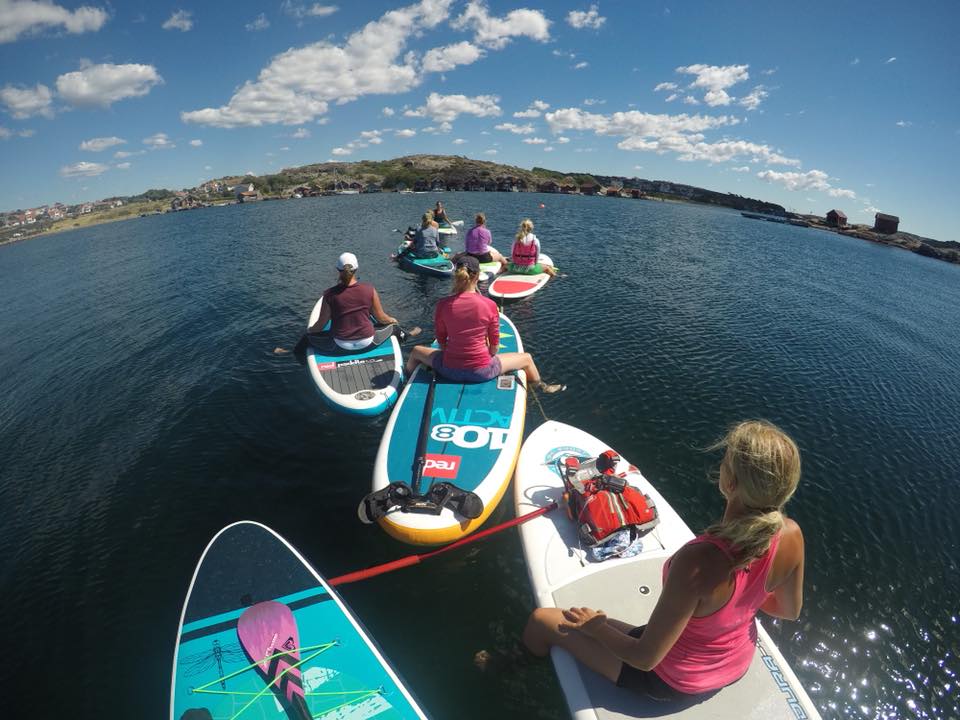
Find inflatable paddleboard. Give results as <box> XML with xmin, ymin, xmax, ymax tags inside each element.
<box><xmin>477</xmin><ymin>248</ymin><xmax>504</xmax><ymax>284</ymax></box>
<box><xmin>437</xmin><ymin>221</ymin><xmax>459</xmax><ymax>238</ymax></box>
<box><xmin>371</xmin><ymin>313</ymin><xmax>527</xmax><ymax>545</ymax></box>
<box><xmin>170</xmin><ymin>521</ymin><xmax>428</xmax><ymax>720</ymax></box>
<box><xmin>306</xmin><ymin>297</ymin><xmax>402</xmax><ymax>417</ymax></box>
<box><xmin>488</xmin><ymin>253</ymin><xmax>553</xmax><ymax>300</ymax></box>
<box><xmin>395</xmin><ymin>243</ymin><xmax>454</xmax><ymax>278</ymax></box>
<box><xmin>514</xmin><ymin>421</ymin><xmax>822</xmax><ymax>720</ymax></box>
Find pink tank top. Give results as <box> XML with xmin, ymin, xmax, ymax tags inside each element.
<box><xmin>653</xmin><ymin>532</ymin><xmax>780</xmax><ymax>694</ymax></box>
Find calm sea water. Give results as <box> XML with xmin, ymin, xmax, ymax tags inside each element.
<box><xmin>1</xmin><ymin>193</ymin><xmax>958</xmax><ymax>719</ymax></box>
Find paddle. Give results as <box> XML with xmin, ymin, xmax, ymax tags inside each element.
<box><xmin>410</xmin><ymin>369</ymin><xmax>438</xmax><ymax>496</ymax></box>
<box><xmin>237</xmin><ymin>601</ymin><xmax>311</xmax><ymax>720</ymax></box>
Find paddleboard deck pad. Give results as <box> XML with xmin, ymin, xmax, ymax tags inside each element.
<box><xmin>489</xmin><ymin>254</ymin><xmax>553</xmax><ymax>299</ymax></box>
<box><xmin>513</xmin><ymin>421</ymin><xmax>822</xmax><ymax>720</ymax></box>
<box><xmin>370</xmin><ymin>313</ymin><xmax>527</xmax><ymax>545</ymax></box>
<box><xmin>306</xmin><ymin>297</ymin><xmax>402</xmax><ymax>417</ymax></box>
<box><xmin>170</xmin><ymin>521</ymin><xmax>428</xmax><ymax>720</ymax></box>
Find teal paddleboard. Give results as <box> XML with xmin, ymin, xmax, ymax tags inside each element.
<box><xmin>370</xmin><ymin>313</ymin><xmax>527</xmax><ymax>545</ymax></box>
<box><xmin>170</xmin><ymin>521</ymin><xmax>428</xmax><ymax>720</ymax></box>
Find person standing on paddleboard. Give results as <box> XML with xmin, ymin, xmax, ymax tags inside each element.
<box><xmin>464</xmin><ymin>212</ymin><xmax>507</xmax><ymax>269</ymax></box>
<box><xmin>306</xmin><ymin>252</ymin><xmax>418</xmax><ymax>350</ymax></box>
<box><xmin>404</xmin><ymin>255</ymin><xmax>564</xmax><ymax>392</ymax></box>
<box><xmin>523</xmin><ymin>420</ymin><xmax>806</xmax><ymax>702</ymax></box>
<box><xmin>509</xmin><ymin>219</ymin><xmax>556</xmax><ymax>277</ymax></box>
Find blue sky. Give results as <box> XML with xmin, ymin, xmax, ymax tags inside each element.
<box><xmin>1</xmin><ymin>0</ymin><xmax>958</xmax><ymax>240</ymax></box>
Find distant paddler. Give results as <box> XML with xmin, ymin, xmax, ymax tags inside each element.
<box><xmin>463</xmin><ymin>212</ymin><xmax>507</xmax><ymax>270</ymax></box>
<box><xmin>432</xmin><ymin>200</ymin><xmax>449</xmax><ymax>225</ymax></box>
<box><xmin>405</xmin><ymin>254</ymin><xmax>563</xmax><ymax>392</ymax></box>
<box><xmin>509</xmin><ymin>219</ymin><xmax>557</xmax><ymax>277</ymax></box>
<box><xmin>398</xmin><ymin>212</ymin><xmax>442</xmax><ymax>259</ymax></box>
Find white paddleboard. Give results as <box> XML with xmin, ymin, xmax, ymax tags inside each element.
<box><xmin>514</xmin><ymin>421</ymin><xmax>822</xmax><ymax>720</ymax></box>
<box><xmin>488</xmin><ymin>253</ymin><xmax>553</xmax><ymax>299</ymax></box>
<box><xmin>306</xmin><ymin>297</ymin><xmax>403</xmax><ymax>416</ymax></box>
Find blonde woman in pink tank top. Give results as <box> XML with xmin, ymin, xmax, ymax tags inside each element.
<box><xmin>523</xmin><ymin>420</ymin><xmax>806</xmax><ymax>702</ymax></box>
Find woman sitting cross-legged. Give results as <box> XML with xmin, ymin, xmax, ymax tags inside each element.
<box><xmin>523</xmin><ymin>420</ymin><xmax>806</xmax><ymax>702</ymax></box>
<box><xmin>404</xmin><ymin>254</ymin><xmax>564</xmax><ymax>392</ymax></box>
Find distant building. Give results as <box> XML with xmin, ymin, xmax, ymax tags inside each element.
<box><xmin>874</xmin><ymin>212</ymin><xmax>899</xmax><ymax>234</ymax></box>
<box><xmin>630</xmin><ymin>189</ymin><xmax>642</xmax><ymax>199</ymax></box>
<box><xmin>605</xmin><ymin>186</ymin><xmax>620</xmax><ymax>197</ymax></box>
<box><xmin>580</xmin><ymin>183</ymin><xmax>598</xmax><ymax>196</ymax></box>
<box><xmin>363</xmin><ymin>183</ymin><xmax>381</xmax><ymax>193</ymax></box>
<box><xmin>560</xmin><ymin>184</ymin><xmax>578</xmax><ymax>194</ymax></box>
<box><xmin>826</xmin><ymin>209</ymin><xmax>847</xmax><ymax>228</ymax></box>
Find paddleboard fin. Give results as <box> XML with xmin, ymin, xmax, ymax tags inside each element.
<box><xmin>358</xmin><ymin>481</ymin><xmax>484</xmax><ymax>522</ymax></box>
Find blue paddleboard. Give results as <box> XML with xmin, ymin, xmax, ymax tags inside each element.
<box><xmin>371</xmin><ymin>314</ymin><xmax>527</xmax><ymax>545</ymax></box>
<box><xmin>170</xmin><ymin>521</ymin><xmax>428</xmax><ymax>720</ymax></box>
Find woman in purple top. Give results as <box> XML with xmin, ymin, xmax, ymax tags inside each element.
<box><xmin>464</xmin><ymin>213</ymin><xmax>507</xmax><ymax>268</ymax></box>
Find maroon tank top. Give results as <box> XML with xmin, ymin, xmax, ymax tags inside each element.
<box><xmin>323</xmin><ymin>282</ymin><xmax>375</xmax><ymax>340</ymax></box>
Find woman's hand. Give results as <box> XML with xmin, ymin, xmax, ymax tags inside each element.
<box><xmin>560</xmin><ymin>607</ymin><xmax>607</xmax><ymax>637</ymax></box>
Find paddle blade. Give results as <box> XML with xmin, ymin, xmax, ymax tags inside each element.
<box><xmin>237</xmin><ymin>601</ymin><xmax>309</xmax><ymax>720</ymax></box>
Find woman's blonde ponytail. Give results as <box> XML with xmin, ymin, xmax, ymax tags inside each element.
<box><xmin>452</xmin><ymin>265</ymin><xmax>474</xmax><ymax>294</ymax></box>
<box><xmin>338</xmin><ymin>266</ymin><xmax>356</xmax><ymax>285</ymax></box>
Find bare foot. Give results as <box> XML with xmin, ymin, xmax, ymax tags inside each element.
<box><xmin>473</xmin><ymin>650</ymin><xmax>493</xmax><ymax>672</ymax></box>
<box><xmin>536</xmin><ymin>381</ymin><xmax>566</xmax><ymax>394</ymax></box>
<box><xmin>273</xmin><ymin>347</ymin><xmax>290</xmax><ymax>354</ymax></box>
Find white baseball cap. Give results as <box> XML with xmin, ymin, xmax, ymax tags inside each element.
<box><xmin>336</xmin><ymin>252</ymin><xmax>359</xmax><ymax>270</ymax></box>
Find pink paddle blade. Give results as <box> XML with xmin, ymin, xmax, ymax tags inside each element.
<box><xmin>237</xmin><ymin>601</ymin><xmax>309</xmax><ymax>719</ymax></box>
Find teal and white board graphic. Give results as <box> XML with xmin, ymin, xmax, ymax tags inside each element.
<box><xmin>170</xmin><ymin>521</ymin><xmax>428</xmax><ymax>720</ymax></box>
<box><xmin>371</xmin><ymin>313</ymin><xmax>526</xmax><ymax>545</ymax></box>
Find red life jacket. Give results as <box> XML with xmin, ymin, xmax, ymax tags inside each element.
<box><xmin>511</xmin><ymin>237</ymin><xmax>538</xmax><ymax>266</ymax></box>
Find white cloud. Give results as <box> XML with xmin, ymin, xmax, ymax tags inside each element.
<box><xmin>115</xmin><ymin>161</ymin><xmax>131</xmax><ymax>169</ymax></box>
<box><xmin>79</xmin><ymin>136</ymin><xmax>125</xmax><ymax>152</ymax></box>
<box><xmin>162</xmin><ymin>10</ymin><xmax>193</xmax><ymax>32</ymax></box>
<box><xmin>828</xmin><ymin>187</ymin><xmax>857</xmax><ymax>199</ymax></box>
<box><xmin>514</xmin><ymin>99</ymin><xmax>549</xmax><ymax>118</ymax></box>
<box><xmin>382</xmin><ymin>106</ymin><xmax>395</xmax><ymax>116</ymax></box>
<box><xmin>113</xmin><ymin>149</ymin><xmax>144</xmax><ymax>159</ymax></box>
<box><xmin>573</xmin><ymin>61</ymin><xmax>589</xmax><ymax>70</ymax></box>
<box><xmin>885</xmin><ymin>56</ymin><xmax>896</xmax><ymax>64</ymax></box>
<box><xmin>543</xmin><ymin>146</ymin><xmax>553</xmax><ymax>152</ymax></box>
<box><xmin>654</xmin><ymin>82</ymin><xmax>678</xmax><ymax>92</ymax></box>
<box><xmin>761</xmin><ymin>67</ymin><xmax>777</xmax><ymax>76</ymax></box>
<box><xmin>408</xmin><ymin>92</ymin><xmax>500</xmax><ymax>122</ymax></box>
<box><xmin>0</xmin><ymin>82</ymin><xmax>53</xmax><ymax>118</ymax></box>
<box><xmin>664</xmin><ymin>93</ymin><xmax>678</xmax><ymax>102</ymax></box>
<box><xmin>523</xmin><ymin>137</ymin><xmax>547</xmax><ymax>144</ymax></box>
<box><xmin>292</xmin><ymin>127</ymin><xmax>310</xmax><ymax>138</ymax></box>
<box><xmin>331</xmin><ymin>146</ymin><xmax>351</xmax><ymax>155</ymax></box>
<box><xmin>204</xmin><ymin>164</ymin><xmax>212</xmax><ymax>170</ymax></box>
<box><xmin>739</xmin><ymin>85</ymin><xmax>768</xmax><ymax>111</ymax></box>
<box><xmin>143</xmin><ymin>132</ymin><xmax>175</xmax><ymax>149</ymax></box>
<box><xmin>56</xmin><ymin>62</ymin><xmax>163</xmax><ymax>107</ymax></box>
<box><xmin>0</xmin><ymin>0</ymin><xmax>108</xmax><ymax>43</ymax></box>
<box><xmin>757</xmin><ymin>169</ymin><xmax>855</xmax><ymax>200</ymax></box>
<box><xmin>60</xmin><ymin>160</ymin><xmax>108</xmax><ymax>178</ymax></box>
<box><xmin>731</xmin><ymin>165</ymin><xmax>750</xmax><ymax>172</ymax></box>
<box><xmin>682</xmin><ymin>95</ymin><xmax>699</xmax><ymax>105</ymax></box>
<box><xmin>422</xmin><ymin>41</ymin><xmax>483</xmax><ymax>72</ymax></box>
<box><xmin>0</xmin><ymin>126</ymin><xmax>10</xmax><ymax>139</ymax></box>
<box><xmin>246</xmin><ymin>13</ymin><xmax>269</xmax><ymax>31</ymax></box>
<box><xmin>546</xmin><ymin>107</ymin><xmax>800</xmax><ymax>167</ymax></box>
<box><xmin>282</xmin><ymin>2</ymin><xmax>339</xmax><ymax>18</ymax></box>
<box><xmin>895</xmin><ymin>120</ymin><xmax>912</xmax><ymax>127</ymax></box>
<box><xmin>556</xmin><ymin>136</ymin><xmax>570</xmax><ymax>143</ymax></box>
<box><xmin>494</xmin><ymin>121</ymin><xmax>534</xmax><ymax>134</ymax></box>
<box><xmin>483</xmin><ymin>148</ymin><xmax>497</xmax><ymax>155</ymax></box>
<box><xmin>583</xmin><ymin>98</ymin><xmax>605</xmax><ymax>106</ymax></box>
<box><xmin>452</xmin><ymin>1</ymin><xmax>550</xmax><ymax>49</ymax></box>
<box><xmin>452</xmin><ymin>138</ymin><xmax>466</xmax><ymax>144</ymax></box>
<box><xmin>423</xmin><ymin>121</ymin><xmax>453</xmax><ymax>133</ymax></box>
<box><xmin>189</xmin><ymin>139</ymin><xmax>202</xmax><ymax>147</ymax></box>
<box><xmin>676</xmin><ymin>63</ymin><xmax>749</xmax><ymax>106</ymax></box>
<box><xmin>182</xmin><ymin>1</ymin><xmax>455</xmax><ymax>128</ymax></box>
<box><xmin>850</xmin><ymin>57</ymin><xmax>860</xmax><ymax>65</ymax></box>
<box><xmin>395</xmin><ymin>128</ymin><xmax>416</xmax><ymax>137</ymax></box>
<box><xmin>567</xmin><ymin>4</ymin><xmax>605</xmax><ymax>30</ymax></box>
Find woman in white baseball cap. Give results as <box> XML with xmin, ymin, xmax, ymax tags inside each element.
<box><xmin>307</xmin><ymin>252</ymin><xmax>418</xmax><ymax>351</ymax></box>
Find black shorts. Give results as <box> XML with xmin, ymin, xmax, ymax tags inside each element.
<box><xmin>616</xmin><ymin>627</ymin><xmax>685</xmax><ymax>702</ymax></box>
<box><xmin>471</xmin><ymin>251</ymin><xmax>494</xmax><ymax>264</ymax></box>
